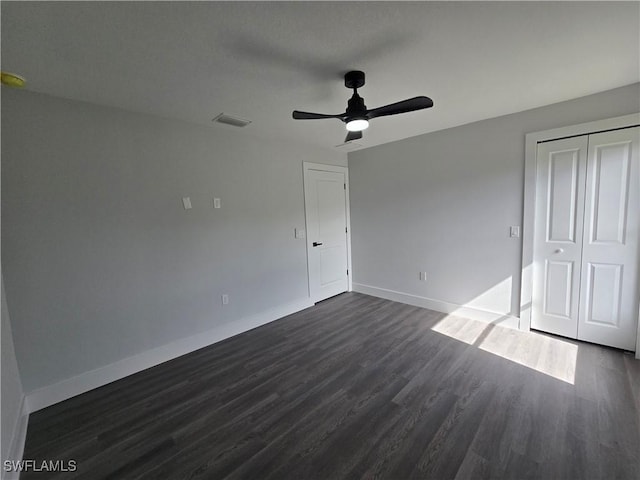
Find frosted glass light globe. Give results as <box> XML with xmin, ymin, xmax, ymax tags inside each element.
<box><xmin>346</xmin><ymin>119</ymin><xmax>369</xmax><ymax>132</ymax></box>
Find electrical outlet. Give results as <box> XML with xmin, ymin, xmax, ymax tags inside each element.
<box><xmin>221</xmin><ymin>294</ymin><xmax>229</xmax><ymax>305</ymax></box>
<box><xmin>213</xmin><ymin>198</ymin><xmax>221</xmax><ymax>209</ymax></box>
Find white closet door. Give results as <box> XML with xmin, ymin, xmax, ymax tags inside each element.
<box><xmin>531</xmin><ymin>136</ymin><xmax>589</xmax><ymax>338</ymax></box>
<box><xmin>577</xmin><ymin>127</ymin><xmax>639</xmax><ymax>351</ymax></box>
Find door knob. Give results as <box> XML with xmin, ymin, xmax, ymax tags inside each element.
<box><xmin>555</xmin><ymin>248</ymin><xmax>564</xmax><ymax>254</ymax></box>
<box><xmin>312</xmin><ymin>242</ymin><xmax>323</xmax><ymax>247</ymax></box>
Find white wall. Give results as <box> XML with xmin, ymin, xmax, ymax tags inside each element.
<box><xmin>348</xmin><ymin>83</ymin><xmax>640</xmax><ymax>325</ymax></box>
<box><xmin>1</xmin><ymin>272</ymin><xmax>27</xmax><ymax>475</ymax></box>
<box><xmin>1</xmin><ymin>89</ymin><xmax>346</xmax><ymax>405</ymax></box>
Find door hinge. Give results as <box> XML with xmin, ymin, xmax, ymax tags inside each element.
<box><xmin>347</xmin><ymin>269</ymin><xmax>349</xmax><ymax>275</ymax></box>
<box><xmin>344</xmin><ymin>183</ymin><xmax>346</xmax><ymax>190</ymax></box>
<box><xmin>345</xmin><ymin>227</ymin><xmax>348</xmax><ymax>233</ymax></box>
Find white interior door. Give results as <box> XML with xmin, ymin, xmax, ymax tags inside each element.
<box><xmin>531</xmin><ymin>136</ymin><xmax>588</xmax><ymax>338</ymax></box>
<box><xmin>577</xmin><ymin>127</ymin><xmax>639</xmax><ymax>351</ymax></box>
<box><xmin>304</xmin><ymin>165</ymin><xmax>349</xmax><ymax>302</ymax></box>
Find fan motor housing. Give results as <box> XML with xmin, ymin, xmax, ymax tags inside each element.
<box><xmin>346</xmin><ymin>93</ymin><xmax>367</xmax><ymax>120</ymax></box>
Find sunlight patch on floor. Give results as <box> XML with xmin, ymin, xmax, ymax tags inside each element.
<box><xmin>478</xmin><ymin>325</ymin><xmax>578</xmax><ymax>384</ymax></box>
<box><xmin>431</xmin><ymin>314</ymin><xmax>487</xmax><ymax>345</ymax></box>
<box><xmin>431</xmin><ymin>314</ymin><xmax>578</xmax><ymax>385</ymax></box>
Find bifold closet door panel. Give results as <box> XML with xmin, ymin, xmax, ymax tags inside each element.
<box><xmin>577</xmin><ymin>126</ymin><xmax>640</xmax><ymax>351</ymax></box>
<box><xmin>531</xmin><ymin>136</ymin><xmax>589</xmax><ymax>339</ymax></box>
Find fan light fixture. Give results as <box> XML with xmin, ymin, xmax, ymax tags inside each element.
<box><xmin>346</xmin><ymin>119</ymin><xmax>369</xmax><ymax>132</ymax></box>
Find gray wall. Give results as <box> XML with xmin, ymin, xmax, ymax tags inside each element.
<box><xmin>1</xmin><ymin>89</ymin><xmax>346</xmax><ymax>393</ymax></box>
<box><xmin>348</xmin><ymin>83</ymin><xmax>640</xmax><ymax>318</ymax></box>
<box><xmin>1</xmin><ymin>272</ymin><xmax>25</xmax><ymax>466</ymax></box>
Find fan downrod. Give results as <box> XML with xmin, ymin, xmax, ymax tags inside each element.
<box><xmin>344</xmin><ymin>71</ymin><xmax>365</xmax><ymax>90</ymax></box>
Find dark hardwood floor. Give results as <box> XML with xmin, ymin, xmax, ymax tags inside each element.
<box><xmin>22</xmin><ymin>293</ymin><xmax>640</xmax><ymax>479</ymax></box>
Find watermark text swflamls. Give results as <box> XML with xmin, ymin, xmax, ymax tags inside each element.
<box><xmin>3</xmin><ymin>459</ymin><xmax>77</xmax><ymax>473</ymax></box>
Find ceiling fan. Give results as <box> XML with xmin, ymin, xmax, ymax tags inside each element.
<box><xmin>292</xmin><ymin>70</ymin><xmax>433</xmax><ymax>143</ymax></box>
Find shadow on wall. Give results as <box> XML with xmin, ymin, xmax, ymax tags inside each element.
<box><xmin>449</xmin><ymin>275</ymin><xmax>515</xmax><ymax>318</ymax></box>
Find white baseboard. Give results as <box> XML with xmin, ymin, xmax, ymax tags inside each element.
<box><xmin>353</xmin><ymin>283</ymin><xmax>519</xmax><ymax>329</ymax></box>
<box><xmin>2</xmin><ymin>395</ymin><xmax>29</xmax><ymax>480</ymax></box>
<box><xmin>26</xmin><ymin>298</ymin><xmax>314</xmax><ymax>413</ymax></box>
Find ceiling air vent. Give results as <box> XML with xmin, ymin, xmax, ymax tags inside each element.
<box><xmin>212</xmin><ymin>113</ymin><xmax>251</xmax><ymax>128</ymax></box>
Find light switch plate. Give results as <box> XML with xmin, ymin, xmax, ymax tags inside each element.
<box><xmin>295</xmin><ymin>228</ymin><xmax>306</xmax><ymax>239</ymax></box>
<box><xmin>182</xmin><ymin>197</ymin><xmax>192</xmax><ymax>210</ymax></box>
<box><xmin>213</xmin><ymin>198</ymin><xmax>221</xmax><ymax>209</ymax></box>
<box><xmin>510</xmin><ymin>226</ymin><xmax>520</xmax><ymax>238</ymax></box>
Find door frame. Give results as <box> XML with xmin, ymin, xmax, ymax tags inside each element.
<box><xmin>303</xmin><ymin>162</ymin><xmax>353</xmax><ymax>302</ymax></box>
<box><xmin>520</xmin><ymin>112</ymin><xmax>640</xmax><ymax>357</ymax></box>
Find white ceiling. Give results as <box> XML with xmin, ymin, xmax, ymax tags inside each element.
<box><xmin>2</xmin><ymin>2</ymin><xmax>638</xmax><ymax>151</ymax></box>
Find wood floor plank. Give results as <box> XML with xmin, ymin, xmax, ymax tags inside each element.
<box><xmin>408</xmin><ymin>380</ymin><xmax>495</xmax><ymax>479</ymax></box>
<box><xmin>20</xmin><ymin>292</ymin><xmax>640</xmax><ymax>480</ymax></box>
<box><xmin>454</xmin><ymin>450</ymin><xmax>492</xmax><ymax>480</ymax></box>
<box><xmin>346</xmin><ymin>388</ymin><xmax>457</xmax><ymax>480</ymax></box>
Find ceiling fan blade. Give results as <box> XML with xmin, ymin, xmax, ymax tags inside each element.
<box><xmin>292</xmin><ymin>110</ymin><xmax>344</xmax><ymax>120</ymax></box>
<box><xmin>366</xmin><ymin>96</ymin><xmax>433</xmax><ymax>119</ymax></box>
<box><xmin>345</xmin><ymin>130</ymin><xmax>362</xmax><ymax>143</ymax></box>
